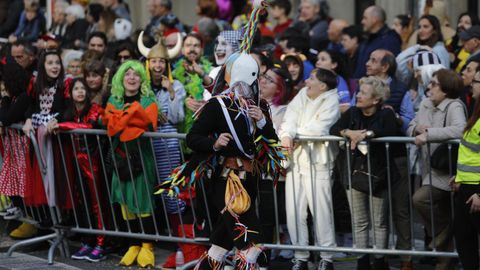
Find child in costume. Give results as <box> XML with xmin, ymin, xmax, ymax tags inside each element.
<box><xmin>23</xmin><ymin>50</ymin><xmax>74</xmax><ymax>227</ymax></box>
<box><xmin>48</xmin><ymin>78</ymin><xmax>107</xmax><ymax>262</ymax></box>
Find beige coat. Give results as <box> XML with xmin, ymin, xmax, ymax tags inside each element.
<box><xmin>407</xmin><ymin>98</ymin><xmax>467</xmax><ymax>191</ymax></box>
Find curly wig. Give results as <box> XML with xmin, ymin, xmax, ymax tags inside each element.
<box><xmin>110</xmin><ymin>60</ymin><xmax>154</xmax><ymax>102</ymax></box>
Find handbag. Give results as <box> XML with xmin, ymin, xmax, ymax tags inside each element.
<box><xmin>115</xmin><ymin>145</ymin><xmax>143</xmax><ymax>182</ymax></box>
<box><xmin>430</xmin><ymin>144</ymin><xmax>458</xmax><ymax>174</ymax></box>
<box><xmin>224</xmin><ymin>170</ymin><xmax>251</xmax><ymax>215</ymax></box>
<box><xmin>351</xmin><ymin>155</ymin><xmax>387</xmax><ymax>196</ymax></box>
<box><xmin>430</xmin><ymin>101</ymin><xmax>464</xmax><ymax>174</ymax></box>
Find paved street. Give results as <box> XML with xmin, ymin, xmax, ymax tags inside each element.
<box><xmin>0</xmin><ymin>220</ymin><xmax>448</xmax><ymax>269</ymax></box>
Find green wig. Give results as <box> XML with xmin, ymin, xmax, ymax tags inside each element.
<box><xmin>110</xmin><ymin>60</ymin><xmax>155</xmax><ymax>102</ymax></box>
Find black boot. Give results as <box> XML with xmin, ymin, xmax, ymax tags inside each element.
<box><xmin>357</xmin><ymin>255</ymin><xmax>371</xmax><ymax>270</ymax></box>
<box><xmin>373</xmin><ymin>257</ymin><xmax>389</xmax><ymax>270</ymax></box>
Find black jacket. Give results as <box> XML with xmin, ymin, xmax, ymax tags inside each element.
<box><xmin>0</xmin><ymin>92</ymin><xmax>29</xmax><ymax>126</ymax></box>
<box><xmin>330</xmin><ymin>107</ymin><xmax>401</xmax><ymax>194</ymax></box>
<box><xmin>25</xmin><ymin>84</ymin><xmax>68</xmax><ymax>122</ymax></box>
<box><xmin>62</xmin><ymin>19</ymin><xmax>90</xmax><ymax>49</ymax></box>
<box><xmin>0</xmin><ymin>0</ymin><xmax>23</xmax><ymax>38</ymax></box>
<box><xmin>331</xmin><ymin>106</ymin><xmax>400</xmax><ymax>158</ymax></box>
<box><xmin>186</xmin><ymin>97</ymin><xmax>277</xmax><ymax>160</ymax></box>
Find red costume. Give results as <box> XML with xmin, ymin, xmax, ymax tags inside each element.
<box><xmin>58</xmin><ymin>103</ymin><xmax>105</xmax><ymax>246</ymax></box>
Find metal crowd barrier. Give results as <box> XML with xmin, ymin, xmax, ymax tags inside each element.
<box><xmin>1</xmin><ymin>127</ymin><xmax>460</xmax><ymax>266</ymax></box>
<box><xmin>1</xmin><ymin>124</ymin><xmax>67</xmax><ymax>264</ymax></box>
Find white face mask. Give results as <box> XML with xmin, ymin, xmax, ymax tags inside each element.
<box><xmin>214</xmin><ymin>36</ymin><xmax>233</xmax><ymax>65</ymax></box>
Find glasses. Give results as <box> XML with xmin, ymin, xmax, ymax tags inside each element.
<box><xmin>261</xmin><ymin>74</ymin><xmax>278</xmax><ymax>85</ymax></box>
<box><xmin>118</xmin><ymin>54</ymin><xmax>132</xmax><ymax>60</ymax></box>
<box><xmin>429</xmin><ymin>80</ymin><xmax>440</xmax><ymax>87</ymax></box>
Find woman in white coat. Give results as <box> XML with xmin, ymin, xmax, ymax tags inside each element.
<box><xmin>280</xmin><ymin>68</ymin><xmax>340</xmax><ymax>270</ymax></box>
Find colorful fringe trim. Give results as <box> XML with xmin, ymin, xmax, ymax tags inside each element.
<box><xmin>153</xmin><ymin>159</ymin><xmax>212</xmax><ymax>197</ymax></box>
<box><xmin>255</xmin><ymin>135</ymin><xmax>287</xmax><ymax>184</ymax></box>
<box><xmin>193</xmin><ymin>252</ymin><xmax>224</xmax><ymax>270</ymax></box>
<box><xmin>234</xmin><ymin>244</ymin><xmax>265</xmax><ymax>270</ymax></box>
<box><xmin>239</xmin><ymin>0</ymin><xmax>269</xmax><ymax>53</ymax></box>
<box><xmin>233</xmin><ymin>221</ymin><xmax>259</xmax><ymax>242</ymax></box>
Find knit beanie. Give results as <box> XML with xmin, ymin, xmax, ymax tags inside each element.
<box><xmin>413</xmin><ymin>50</ymin><xmax>441</xmax><ymax>70</ymax></box>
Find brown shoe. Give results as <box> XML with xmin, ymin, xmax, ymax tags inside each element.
<box><xmin>400</xmin><ymin>261</ymin><xmax>412</xmax><ymax>270</ymax></box>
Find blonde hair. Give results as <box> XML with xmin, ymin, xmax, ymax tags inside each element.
<box><xmin>359</xmin><ymin>76</ymin><xmax>390</xmax><ymax>104</ymax></box>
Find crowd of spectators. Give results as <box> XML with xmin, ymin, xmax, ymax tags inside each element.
<box><xmin>0</xmin><ymin>0</ymin><xmax>480</xmax><ymax>270</ymax></box>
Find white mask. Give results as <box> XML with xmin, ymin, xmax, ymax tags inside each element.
<box><xmin>214</xmin><ymin>36</ymin><xmax>233</xmax><ymax>65</ymax></box>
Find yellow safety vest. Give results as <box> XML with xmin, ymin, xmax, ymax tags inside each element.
<box><xmin>456</xmin><ymin>119</ymin><xmax>480</xmax><ymax>184</ymax></box>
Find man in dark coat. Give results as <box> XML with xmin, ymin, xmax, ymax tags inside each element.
<box><xmin>353</xmin><ymin>5</ymin><xmax>401</xmax><ymax>79</ymax></box>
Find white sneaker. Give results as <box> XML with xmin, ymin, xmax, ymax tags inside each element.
<box><xmin>0</xmin><ymin>205</ymin><xmax>13</xmax><ymax>216</ymax></box>
<box><xmin>3</xmin><ymin>207</ymin><xmax>21</xmax><ymax>220</ymax></box>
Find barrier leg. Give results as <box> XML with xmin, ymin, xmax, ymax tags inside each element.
<box><xmin>62</xmin><ymin>237</ymin><xmax>70</xmax><ymax>258</ymax></box>
<box><xmin>47</xmin><ymin>232</ymin><xmax>66</xmax><ymax>265</ymax></box>
<box><xmin>6</xmin><ymin>233</ymin><xmax>57</xmax><ymax>257</ymax></box>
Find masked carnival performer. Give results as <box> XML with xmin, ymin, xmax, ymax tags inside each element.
<box><xmin>156</xmin><ymin>1</ymin><xmax>285</xmax><ymax>269</ymax></box>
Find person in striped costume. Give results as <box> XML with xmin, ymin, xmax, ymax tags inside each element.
<box><xmin>139</xmin><ymin>32</ymin><xmax>209</xmax><ymax>268</ymax></box>
<box><xmin>138</xmin><ymin>31</ymin><xmax>186</xmax><ymax>207</ymax></box>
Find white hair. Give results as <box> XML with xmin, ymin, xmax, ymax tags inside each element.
<box><xmin>303</xmin><ymin>0</ymin><xmax>322</xmax><ymax>6</ymax></box>
<box><xmin>62</xmin><ymin>50</ymin><xmax>83</xmax><ymax>68</ymax></box>
<box><xmin>54</xmin><ymin>0</ymin><xmax>69</xmax><ymax>12</ymax></box>
<box><xmin>65</xmin><ymin>4</ymin><xmax>85</xmax><ymax>19</ymax></box>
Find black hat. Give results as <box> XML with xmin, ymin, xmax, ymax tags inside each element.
<box><xmin>459</xmin><ymin>25</ymin><xmax>480</xmax><ymax>41</ymax></box>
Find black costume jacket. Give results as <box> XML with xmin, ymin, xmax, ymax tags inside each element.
<box><xmin>186</xmin><ymin>96</ymin><xmax>278</xmax><ymax>163</ymax></box>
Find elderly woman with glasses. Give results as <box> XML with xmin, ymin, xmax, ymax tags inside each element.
<box><xmin>408</xmin><ymin>69</ymin><xmax>466</xmax><ymax>270</ymax></box>
<box><xmin>330</xmin><ymin>76</ymin><xmax>400</xmax><ymax>270</ymax></box>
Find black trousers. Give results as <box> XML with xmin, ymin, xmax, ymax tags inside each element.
<box><xmin>209</xmin><ymin>171</ymin><xmax>261</xmax><ymax>251</ymax></box>
<box><xmin>257</xmin><ymin>180</ymin><xmax>287</xmax><ymax>267</ymax></box>
<box><xmin>454</xmin><ymin>184</ymin><xmax>480</xmax><ymax>270</ymax></box>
